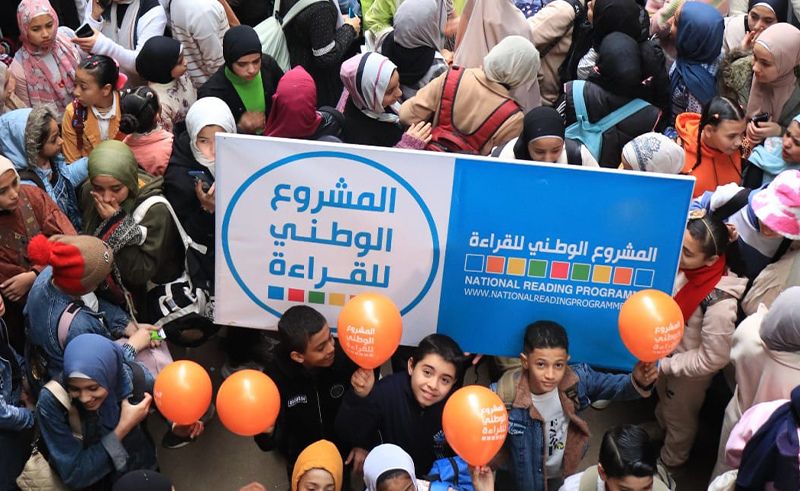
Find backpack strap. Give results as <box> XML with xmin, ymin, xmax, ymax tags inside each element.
<box><xmin>43</xmin><ymin>380</ymin><xmax>83</xmax><ymax>439</ymax></box>
<box><xmin>131</xmin><ymin>195</ymin><xmax>208</xmax><ymax>256</ymax></box>
<box><xmin>17</xmin><ymin>169</ymin><xmax>47</xmax><ymax>191</ymax></box>
<box><xmin>491</xmin><ymin>141</ymin><xmax>508</xmax><ymax>157</ymax></box>
<box><xmin>71</xmin><ymin>99</ymin><xmax>88</xmax><ymax>153</ymax></box>
<box><xmin>772</xmin><ymin>238</ymin><xmax>792</xmax><ymax>264</ymax></box>
<box><xmin>711</xmin><ymin>188</ymin><xmax>752</xmax><ymax>221</ymax></box>
<box><xmin>123</xmin><ymin>360</ymin><xmax>147</xmax><ymax>404</ymax></box>
<box><xmin>466</xmin><ymin>99</ymin><xmax>521</xmax><ymax>152</ymax></box>
<box><xmin>57</xmin><ymin>302</ymin><xmax>82</xmax><ymax>350</ymax></box>
<box><xmin>437</xmin><ymin>65</ymin><xmax>464</xmax><ymax>138</ymax></box>
<box><xmin>594</xmin><ymin>97</ymin><xmax>651</xmax><ymax>132</ymax></box>
<box><xmin>281</xmin><ymin>0</ymin><xmax>328</xmax><ymax>26</ymax></box>
<box><xmin>564</xmin><ymin>138</ymin><xmax>582</xmax><ymax>165</ymax></box>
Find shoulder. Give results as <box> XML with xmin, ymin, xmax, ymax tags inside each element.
<box><xmin>198</xmin><ymin>70</ymin><xmax>230</xmax><ymax>97</ymax></box>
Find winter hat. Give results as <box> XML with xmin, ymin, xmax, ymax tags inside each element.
<box><xmin>27</xmin><ymin>234</ymin><xmax>114</xmax><ymax>296</ymax></box>
<box><xmin>291</xmin><ymin>440</ymin><xmax>343</xmax><ymax>491</ymax></box>
<box><xmin>752</xmin><ymin>169</ymin><xmax>800</xmax><ymax>240</ymax></box>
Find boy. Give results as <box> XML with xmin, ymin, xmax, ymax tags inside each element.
<box><xmin>495</xmin><ymin>321</ymin><xmax>658</xmax><ymax>490</ymax></box>
<box><xmin>254</xmin><ymin>305</ymin><xmax>358</xmax><ymax>478</ymax></box>
<box><xmin>560</xmin><ymin>425</ymin><xmax>671</xmax><ymax>491</ymax></box>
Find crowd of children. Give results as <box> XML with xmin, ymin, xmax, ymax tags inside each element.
<box><xmin>1</xmin><ymin>0</ymin><xmax>800</xmax><ymax>489</ymax></box>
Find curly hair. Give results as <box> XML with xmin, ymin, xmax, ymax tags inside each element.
<box><xmin>24</xmin><ymin>104</ymin><xmax>59</xmax><ymax>169</ymax></box>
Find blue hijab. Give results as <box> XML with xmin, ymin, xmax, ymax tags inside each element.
<box><xmin>671</xmin><ymin>2</ymin><xmax>724</xmax><ymax>105</ymax></box>
<box><xmin>63</xmin><ymin>334</ymin><xmax>129</xmax><ymax>432</ymax></box>
<box><xmin>749</xmin><ymin>114</ymin><xmax>800</xmax><ymax>184</ymax></box>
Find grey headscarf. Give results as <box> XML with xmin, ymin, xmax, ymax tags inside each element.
<box><xmin>394</xmin><ymin>0</ymin><xmax>447</xmax><ymax>50</ymax></box>
<box><xmin>760</xmin><ymin>286</ymin><xmax>800</xmax><ymax>352</ymax></box>
<box><xmin>24</xmin><ymin>104</ymin><xmax>59</xmax><ymax>170</ymax></box>
<box><xmin>483</xmin><ymin>35</ymin><xmax>540</xmax><ymax>90</ymax></box>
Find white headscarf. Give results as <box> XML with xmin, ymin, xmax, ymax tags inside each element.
<box><xmin>185</xmin><ymin>97</ymin><xmax>236</xmax><ymax>176</ymax></box>
<box><xmin>621</xmin><ymin>133</ymin><xmax>685</xmax><ymax>174</ymax></box>
<box><xmin>483</xmin><ymin>35</ymin><xmax>540</xmax><ymax>90</ymax></box>
<box><xmin>363</xmin><ymin>444</ymin><xmax>418</xmax><ymax>491</ymax></box>
<box><xmin>394</xmin><ymin>0</ymin><xmax>447</xmax><ymax>50</ymax></box>
<box><xmin>0</xmin><ymin>155</ymin><xmax>19</xmax><ymax>180</ymax></box>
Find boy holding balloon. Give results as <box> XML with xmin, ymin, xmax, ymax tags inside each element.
<box><xmin>495</xmin><ymin>321</ymin><xmax>658</xmax><ymax>491</ymax></box>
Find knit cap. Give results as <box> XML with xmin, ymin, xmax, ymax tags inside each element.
<box><xmin>752</xmin><ymin>169</ymin><xmax>800</xmax><ymax>240</ymax></box>
<box><xmin>27</xmin><ymin>234</ymin><xmax>114</xmax><ymax>296</ymax></box>
<box><xmin>291</xmin><ymin>440</ymin><xmax>343</xmax><ymax>491</ymax></box>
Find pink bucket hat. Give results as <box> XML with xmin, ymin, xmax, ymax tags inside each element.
<box><xmin>752</xmin><ymin>170</ymin><xmax>800</xmax><ymax>240</ymax></box>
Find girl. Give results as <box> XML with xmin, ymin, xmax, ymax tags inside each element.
<box><xmin>621</xmin><ymin>133</ymin><xmax>686</xmax><ymax>174</ymax></box>
<box><xmin>744</xmin><ymin>113</ymin><xmax>800</xmax><ymax>185</ymax></box>
<box><xmin>10</xmin><ymin>0</ymin><xmax>80</xmax><ymax>115</ymax></box>
<box><xmin>363</xmin><ymin>444</ymin><xmax>419</xmax><ymax>491</ymax></box>
<box><xmin>655</xmin><ymin>210</ymin><xmax>747</xmax><ymax>469</ymax></box>
<box><xmin>723</xmin><ymin>0</ymin><xmax>787</xmax><ymax>52</ymax></box>
<box><xmin>291</xmin><ymin>440</ymin><xmax>343</xmax><ymax>491</ymax></box>
<box><xmin>745</xmin><ymin>23</ymin><xmax>800</xmax><ymax>145</ymax></box>
<box><xmin>677</xmin><ymin>96</ymin><xmax>746</xmax><ymax>197</ymax></box>
<box><xmin>335</xmin><ymin>334</ymin><xmax>466</xmax><ymax>478</ymax></box>
<box><xmin>62</xmin><ymin>55</ymin><xmax>125</xmax><ymax>162</ymax></box>
<box><xmin>263</xmin><ymin>66</ymin><xmax>344</xmax><ymax>141</ymax></box>
<box><xmin>120</xmin><ymin>86</ymin><xmax>174</xmax><ymax>176</ymax></box>
<box><xmin>340</xmin><ymin>52</ymin><xmax>433</xmax><ymax>149</ymax></box>
<box><xmin>493</xmin><ymin>106</ymin><xmax>598</xmax><ymax>166</ymax></box>
<box><xmin>80</xmin><ymin>141</ymin><xmax>183</xmax><ymax>318</ymax></box>
<box><xmin>135</xmin><ymin>36</ymin><xmax>197</xmax><ymax>133</ymax></box>
<box><xmin>669</xmin><ymin>2</ymin><xmax>725</xmax><ymax>117</ymax></box>
<box><xmin>575</xmin><ymin>0</ymin><xmax>645</xmax><ymax>81</ymax></box>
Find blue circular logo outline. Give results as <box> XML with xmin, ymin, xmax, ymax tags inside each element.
<box><xmin>221</xmin><ymin>150</ymin><xmax>441</xmax><ymax>318</ymax></box>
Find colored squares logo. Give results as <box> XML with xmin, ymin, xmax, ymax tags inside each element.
<box><xmin>550</xmin><ymin>261</ymin><xmax>569</xmax><ymax>280</ymax></box>
<box><xmin>464</xmin><ymin>254</ymin><xmax>485</xmax><ymax>272</ymax></box>
<box><xmin>592</xmin><ymin>266</ymin><xmax>612</xmax><ymax>284</ymax></box>
<box><xmin>329</xmin><ymin>293</ymin><xmax>346</xmax><ymax>306</ymax></box>
<box><xmin>634</xmin><ymin>269</ymin><xmax>655</xmax><ymax>288</ymax></box>
<box><xmin>288</xmin><ymin>288</ymin><xmax>304</xmax><ymax>302</ymax></box>
<box><xmin>528</xmin><ymin>260</ymin><xmax>547</xmax><ymax>278</ymax></box>
<box><xmin>486</xmin><ymin>256</ymin><xmax>505</xmax><ymax>274</ymax></box>
<box><xmin>571</xmin><ymin>263</ymin><xmax>590</xmax><ymax>282</ymax></box>
<box><xmin>308</xmin><ymin>291</ymin><xmax>325</xmax><ymax>304</ymax></box>
<box><xmin>507</xmin><ymin>258</ymin><xmax>526</xmax><ymax>276</ymax></box>
<box><xmin>268</xmin><ymin>286</ymin><xmax>284</xmax><ymax>300</ymax></box>
<box><xmin>613</xmin><ymin>267</ymin><xmax>633</xmax><ymax>286</ymax></box>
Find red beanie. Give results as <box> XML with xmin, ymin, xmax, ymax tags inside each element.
<box><xmin>27</xmin><ymin>234</ymin><xmax>114</xmax><ymax>296</ymax></box>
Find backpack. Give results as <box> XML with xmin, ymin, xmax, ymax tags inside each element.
<box><xmin>426</xmin><ymin>66</ymin><xmax>521</xmax><ymax>155</ymax></box>
<box><xmin>556</xmin><ymin>0</ymin><xmax>591</xmax><ymax>87</ymax></box>
<box><xmin>564</xmin><ymin>80</ymin><xmax>650</xmax><ymax>162</ymax></box>
<box><xmin>253</xmin><ymin>0</ymin><xmax>330</xmax><ymax>72</ymax></box>
<box><xmin>426</xmin><ymin>456</ymin><xmax>474</xmax><ymax>491</ymax></box>
<box><xmin>132</xmin><ymin>196</ymin><xmax>217</xmax><ymax>348</ymax></box>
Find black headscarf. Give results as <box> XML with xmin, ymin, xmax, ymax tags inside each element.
<box><xmin>223</xmin><ymin>25</ymin><xmax>263</xmax><ymax>69</ymax></box>
<box><xmin>592</xmin><ymin>0</ymin><xmax>645</xmax><ymax>49</ymax></box>
<box><xmin>112</xmin><ymin>470</ymin><xmax>173</xmax><ymax>491</ymax></box>
<box><xmin>135</xmin><ymin>36</ymin><xmax>182</xmax><ymax>84</ymax></box>
<box><xmin>381</xmin><ymin>32</ymin><xmax>436</xmax><ymax>86</ymax></box>
<box><xmin>513</xmin><ymin>107</ymin><xmax>565</xmax><ymax>160</ymax></box>
<box><xmin>589</xmin><ymin>32</ymin><xmax>643</xmax><ymax>96</ymax></box>
<box><xmin>747</xmin><ymin>0</ymin><xmax>790</xmax><ymax>24</ymax></box>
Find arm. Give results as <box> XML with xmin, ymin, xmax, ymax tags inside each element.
<box><xmin>529</xmin><ymin>2</ymin><xmax>575</xmax><ymax>55</ymax></box>
<box><xmin>306</xmin><ymin>4</ymin><xmax>357</xmax><ymax>70</ymax></box>
<box><xmin>399</xmin><ymin>71</ymin><xmax>446</xmax><ymax>126</ymax></box>
<box><xmin>187</xmin><ymin>6</ymin><xmax>228</xmax><ymax>81</ymax></box>
<box><xmin>0</xmin><ymin>390</ymin><xmax>34</xmax><ymax>431</ymax></box>
<box><xmin>364</xmin><ymin>0</ymin><xmax>395</xmax><ymax>34</ymax></box>
<box><xmin>90</xmin><ymin>7</ymin><xmax>167</xmax><ymax>75</ymax></box>
<box><xmin>334</xmin><ymin>378</ymin><xmax>382</xmax><ymax>450</ymax></box>
<box><xmin>163</xmin><ymin>167</ymin><xmax>215</xmax><ymax>249</ymax></box>
<box><xmin>572</xmin><ymin>363</ymin><xmax>651</xmax><ymax>409</ymax></box>
<box><xmin>96</xmin><ymin>297</ymin><xmax>133</xmax><ymax>339</ymax></box>
<box><xmin>61</xmin><ymin>157</ymin><xmax>89</xmax><ymax>187</ymax></box>
<box><xmin>9</xmin><ymin>60</ymin><xmax>31</xmax><ymax>108</ymax></box>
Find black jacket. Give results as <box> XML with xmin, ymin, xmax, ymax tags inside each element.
<box><xmin>334</xmin><ymin>372</ymin><xmax>452</xmax><ymax>477</ymax></box>
<box><xmin>254</xmin><ymin>343</ymin><xmax>358</xmax><ymax>467</ymax></box>
<box><xmin>341</xmin><ymin>100</ymin><xmax>404</xmax><ymax>148</ymax></box>
<box><xmin>197</xmin><ymin>54</ymin><xmax>283</xmax><ymax>127</ymax></box>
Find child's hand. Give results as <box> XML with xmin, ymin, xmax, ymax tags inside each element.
<box><xmin>350</xmin><ymin>368</ymin><xmax>375</xmax><ymax>398</ymax></box>
<box><xmin>345</xmin><ymin>447</ymin><xmax>368</xmax><ymax>475</ymax></box>
<box><xmin>470</xmin><ymin>465</ymin><xmax>495</xmax><ymax>491</ymax></box>
<box><xmin>633</xmin><ymin>361</ymin><xmax>658</xmax><ymax>388</ymax></box>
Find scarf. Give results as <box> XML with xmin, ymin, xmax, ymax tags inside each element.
<box><xmin>622</xmin><ymin>132</ymin><xmax>685</xmax><ymax>174</ymax></box>
<box><xmin>672</xmin><ymin>2</ymin><xmax>724</xmax><ymax>106</ymax></box>
<box><xmin>589</xmin><ymin>32</ymin><xmax>643</xmax><ymax>97</ymax></box>
<box><xmin>746</xmin><ymin>23</ymin><xmax>800</xmax><ymax>120</ymax></box>
<box><xmin>381</xmin><ymin>32</ymin><xmax>435</xmax><ymax>87</ymax></box>
<box><xmin>264</xmin><ymin>66</ymin><xmax>321</xmax><ymax>138</ymax></box>
<box><xmin>339</xmin><ymin>53</ymin><xmax>400</xmax><ymax>123</ymax></box>
<box><xmin>14</xmin><ymin>0</ymin><xmax>78</xmax><ymax>113</ymax></box>
<box><xmin>224</xmin><ymin>67</ymin><xmax>266</xmax><ymax>114</ymax></box>
<box><xmin>674</xmin><ymin>254</ymin><xmax>727</xmax><ymax>322</ymax></box>
<box><xmin>135</xmin><ymin>35</ymin><xmax>181</xmax><ymax>84</ymax></box>
<box><xmin>185</xmin><ymin>96</ymin><xmax>237</xmax><ymax>175</ymax></box>
<box><xmin>592</xmin><ymin>0</ymin><xmax>645</xmax><ymax>49</ymax></box>
<box><xmin>736</xmin><ymin>386</ymin><xmax>800</xmax><ymax>490</ymax></box>
<box><xmin>291</xmin><ymin>440</ymin><xmax>343</xmax><ymax>491</ymax></box>
<box><xmin>513</xmin><ymin>106</ymin><xmax>564</xmax><ymax>160</ymax></box>
<box><xmin>483</xmin><ymin>35</ymin><xmax>540</xmax><ymax>90</ymax></box>
<box><xmin>393</xmin><ymin>0</ymin><xmax>446</xmax><ymax>51</ymax></box>
<box><xmin>759</xmin><ymin>286</ymin><xmax>800</xmax><ymax>352</ymax></box>
<box><xmin>363</xmin><ymin>444</ymin><xmax>418</xmax><ymax>491</ymax></box>
<box><xmin>748</xmin><ymin>131</ymin><xmax>800</xmax><ymax>185</ymax></box>
<box><xmin>82</xmin><ymin>140</ymin><xmax>141</xmax><ymax>233</ymax></box>
<box><xmin>747</xmin><ymin>0</ymin><xmax>789</xmax><ymax>25</ymax></box>
<box><xmin>62</xmin><ymin>334</ymin><xmax>130</xmax><ymax>432</ymax></box>
<box><xmin>223</xmin><ymin>25</ymin><xmax>262</xmax><ymax>70</ymax></box>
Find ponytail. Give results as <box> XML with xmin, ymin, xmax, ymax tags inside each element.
<box><xmin>80</xmin><ymin>55</ymin><xmax>127</xmax><ymax>91</ymax></box>
<box><xmin>120</xmin><ymin>86</ymin><xmax>160</xmax><ymax>134</ymax></box>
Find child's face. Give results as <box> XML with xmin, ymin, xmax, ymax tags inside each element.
<box><xmin>604</xmin><ymin>475</ymin><xmax>654</xmax><ymax>491</ymax></box>
<box><xmin>67</xmin><ymin>377</ymin><xmax>109</xmax><ymax>411</ymax></box>
<box><xmin>73</xmin><ymin>68</ymin><xmax>112</xmax><ymax>107</ymax></box>
<box><xmin>679</xmin><ymin>229</ymin><xmax>717</xmax><ymax>270</ymax></box>
<box><xmin>0</xmin><ymin>170</ymin><xmax>20</xmax><ymax>211</ymax></box>
<box><xmin>377</xmin><ymin>472</ymin><xmax>415</xmax><ymax>491</ymax></box>
<box><xmin>752</xmin><ymin>43</ymin><xmax>779</xmax><ymax>84</ymax></box>
<box><xmin>782</xmin><ymin>121</ymin><xmax>800</xmax><ymax>164</ymax></box>
<box><xmin>407</xmin><ymin>354</ymin><xmax>457</xmax><ymax>407</ymax></box>
<box><xmin>521</xmin><ymin>347</ymin><xmax>569</xmax><ymax>395</ymax></box>
<box><xmin>382</xmin><ymin>71</ymin><xmax>402</xmax><ymax>108</ymax></box>
<box><xmin>26</xmin><ymin>14</ymin><xmax>55</xmax><ymax>50</ymax></box>
<box><xmin>294</xmin><ymin>324</ymin><xmax>335</xmax><ymax>368</ymax></box>
<box><xmin>702</xmin><ymin>119</ymin><xmax>746</xmax><ymax>155</ymax></box>
<box><xmin>527</xmin><ymin>137</ymin><xmax>564</xmax><ymax>163</ymax></box>
<box><xmin>170</xmin><ymin>55</ymin><xmax>188</xmax><ymax>80</ymax></box>
<box><xmin>232</xmin><ymin>53</ymin><xmax>262</xmax><ymax>81</ymax></box>
<box><xmin>41</xmin><ymin>119</ymin><xmax>63</xmax><ymax>161</ymax></box>
<box><xmin>297</xmin><ymin>468</ymin><xmax>335</xmax><ymax>491</ymax></box>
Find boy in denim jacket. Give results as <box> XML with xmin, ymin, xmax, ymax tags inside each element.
<box><xmin>494</xmin><ymin>321</ymin><xmax>658</xmax><ymax>490</ymax></box>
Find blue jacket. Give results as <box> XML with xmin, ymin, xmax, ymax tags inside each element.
<box><xmin>493</xmin><ymin>363</ymin><xmax>651</xmax><ymax>490</ymax></box>
<box><xmin>25</xmin><ymin>268</ymin><xmax>131</xmax><ymax>382</ymax></box>
<box><xmin>36</xmin><ymin>362</ymin><xmax>156</xmax><ymax>489</ymax></box>
<box><xmin>0</xmin><ymin>327</ymin><xmax>33</xmax><ymax>431</ymax></box>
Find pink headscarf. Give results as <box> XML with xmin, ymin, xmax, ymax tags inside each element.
<box><xmin>746</xmin><ymin>23</ymin><xmax>800</xmax><ymax>120</ymax></box>
<box><xmin>264</xmin><ymin>66</ymin><xmax>322</xmax><ymax>138</ymax></box>
<box><xmin>14</xmin><ymin>0</ymin><xmax>80</xmax><ymax>113</ymax></box>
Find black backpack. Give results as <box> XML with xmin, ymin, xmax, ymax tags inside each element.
<box><xmin>557</xmin><ymin>0</ymin><xmax>592</xmax><ymax>87</ymax></box>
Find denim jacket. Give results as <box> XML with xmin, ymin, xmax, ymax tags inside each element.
<box><xmin>493</xmin><ymin>363</ymin><xmax>652</xmax><ymax>491</ymax></box>
<box><xmin>0</xmin><ymin>341</ymin><xmax>33</xmax><ymax>431</ymax></box>
<box><xmin>25</xmin><ymin>268</ymin><xmax>131</xmax><ymax>382</ymax></box>
<box><xmin>36</xmin><ymin>362</ymin><xmax>156</xmax><ymax>489</ymax></box>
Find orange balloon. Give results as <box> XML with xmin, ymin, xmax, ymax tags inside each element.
<box><xmin>153</xmin><ymin>360</ymin><xmax>212</xmax><ymax>425</ymax></box>
<box><xmin>216</xmin><ymin>370</ymin><xmax>280</xmax><ymax>436</ymax></box>
<box><xmin>618</xmin><ymin>289</ymin><xmax>685</xmax><ymax>362</ymax></box>
<box><xmin>337</xmin><ymin>293</ymin><xmax>402</xmax><ymax>369</ymax></box>
<box><xmin>442</xmin><ymin>385</ymin><xmax>508</xmax><ymax>466</ymax></box>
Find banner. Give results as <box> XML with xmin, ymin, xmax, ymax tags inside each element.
<box><xmin>216</xmin><ymin>135</ymin><xmax>694</xmax><ymax>369</ymax></box>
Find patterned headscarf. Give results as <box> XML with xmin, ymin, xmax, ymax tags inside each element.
<box><xmin>339</xmin><ymin>53</ymin><xmax>400</xmax><ymax>123</ymax></box>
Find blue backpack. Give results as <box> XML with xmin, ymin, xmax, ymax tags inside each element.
<box><xmin>426</xmin><ymin>456</ymin><xmax>473</xmax><ymax>491</ymax></box>
<box><xmin>565</xmin><ymin>80</ymin><xmax>650</xmax><ymax>161</ymax></box>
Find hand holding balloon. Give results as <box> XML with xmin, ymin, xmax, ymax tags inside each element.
<box><xmin>632</xmin><ymin>361</ymin><xmax>658</xmax><ymax>388</ymax></box>
<box><xmin>350</xmin><ymin>368</ymin><xmax>375</xmax><ymax>398</ymax></box>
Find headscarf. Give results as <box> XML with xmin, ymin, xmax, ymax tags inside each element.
<box><xmin>483</xmin><ymin>36</ymin><xmax>540</xmax><ymax>90</ymax></box>
<box><xmin>0</xmin><ymin>108</ymin><xmax>32</xmax><ymax>169</ymax></box>
<box><xmin>14</xmin><ymin>0</ymin><xmax>78</xmax><ymax>112</ymax></box>
<box><xmin>672</xmin><ymin>1</ymin><xmax>724</xmax><ymax>106</ymax></box>
<box><xmin>381</xmin><ymin>33</ymin><xmax>436</xmax><ymax>87</ymax></box>
<box><xmin>0</xmin><ymin>155</ymin><xmax>19</xmax><ymax>183</ymax></box>
<box><xmin>513</xmin><ymin>106</ymin><xmax>564</xmax><ymax>160</ymax></box>
<box><xmin>759</xmin><ymin>286</ymin><xmax>800</xmax><ymax>352</ymax></box>
<box><xmin>135</xmin><ymin>36</ymin><xmax>182</xmax><ymax>85</ymax></box>
<box><xmin>363</xmin><ymin>444</ymin><xmax>418</xmax><ymax>491</ymax></box>
<box><xmin>63</xmin><ymin>334</ymin><xmax>129</xmax><ymax>432</ymax></box>
<box><xmin>589</xmin><ymin>32</ymin><xmax>643</xmax><ymax>96</ymax></box>
<box><xmin>621</xmin><ymin>133</ymin><xmax>685</xmax><ymax>173</ymax></box>
<box><xmin>340</xmin><ymin>52</ymin><xmax>400</xmax><ymax>123</ymax></box>
<box><xmin>592</xmin><ymin>0</ymin><xmax>646</xmax><ymax>49</ymax></box>
<box><xmin>223</xmin><ymin>25</ymin><xmax>262</xmax><ymax>70</ymax></box>
<box><xmin>747</xmin><ymin>0</ymin><xmax>789</xmax><ymax>25</ymax></box>
<box><xmin>112</xmin><ymin>470</ymin><xmax>173</xmax><ymax>491</ymax></box>
<box><xmin>746</xmin><ymin>23</ymin><xmax>800</xmax><ymax>120</ymax></box>
<box><xmin>291</xmin><ymin>440</ymin><xmax>343</xmax><ymax>491</ymax></box>
<box><xmin>185</xmin><ymin>97</ymin><xmax>237</xmax><ymax>174</ymax></box>
<box><xmin>83</xmin><ymin>140</ymin><xmax>140</xmax><ymax>232</ymax></box>
<box><xmin>263</xmin><ymin>66</ymin><xmax>322</xmax><ymax>138</ymax></box>
<box><xmin>394</xmin><ymin>0</ymin><xmax>446</xmax><ymax>51</ymax></box>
